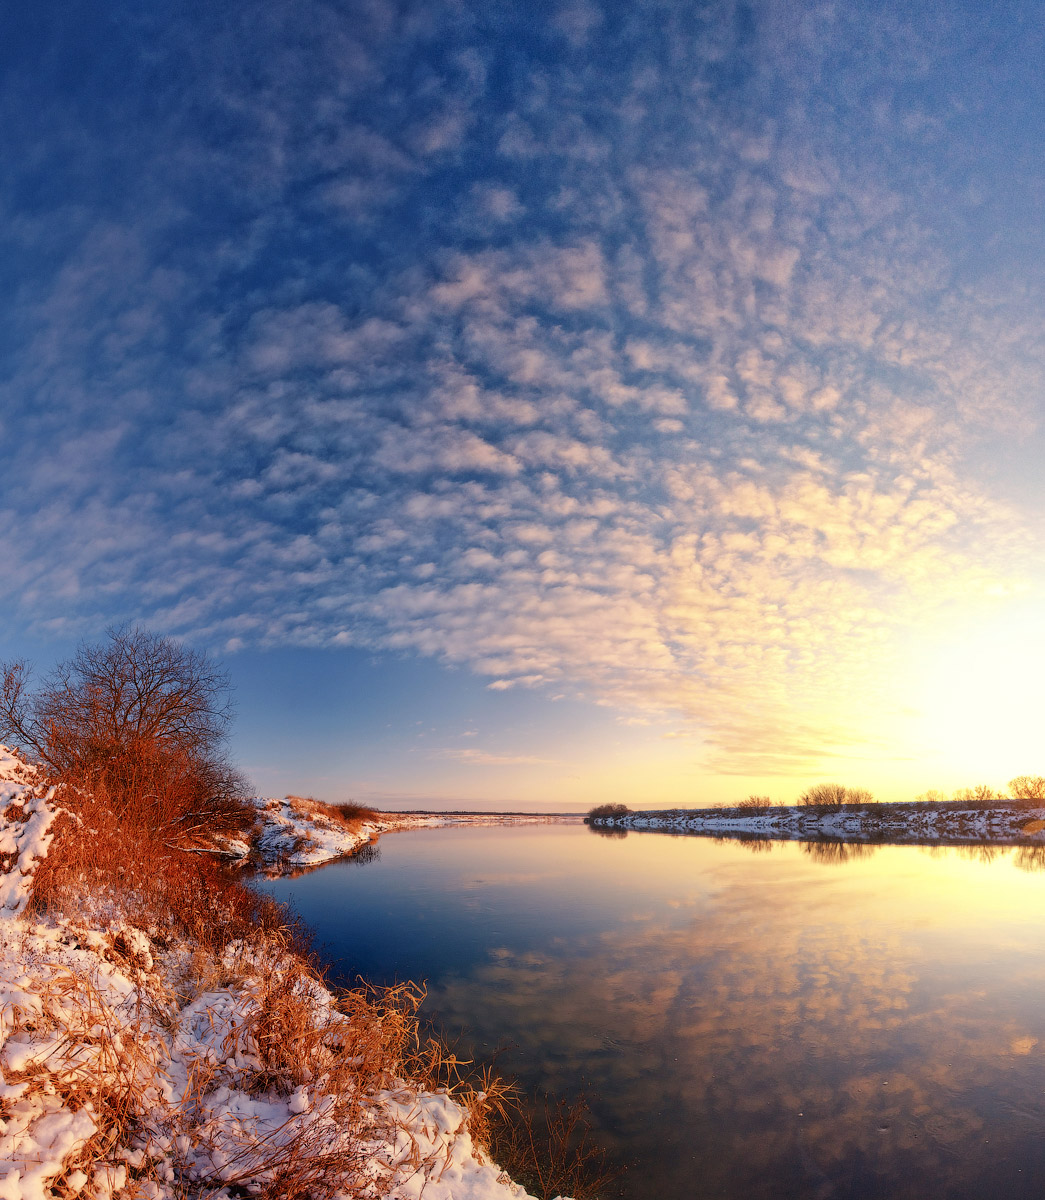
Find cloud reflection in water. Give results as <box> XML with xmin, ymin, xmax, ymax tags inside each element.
<box><xmin>424</xmin><ymin>838</ymin><xmax>1045</xmax><ymax>1199</ymax></box>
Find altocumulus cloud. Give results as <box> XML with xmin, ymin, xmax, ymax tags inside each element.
<box><xmin>2</xmin><ymin>0</ymin><xmax>1045</xmax><ymax>772</ymax></box>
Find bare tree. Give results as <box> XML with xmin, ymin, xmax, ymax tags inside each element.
<box><xmin>797</xmin><ymin>782</ymin><xmax>874</xmax><ymax>809</ymax></box>
<box><xmin>0</xmin><ymin>626</ymin><xmax>248</xmax><ymax>837</ymax></box>
<box><xmin>1008</xmin><ymin>775</ymin><xmax>1045</xmax><ymax>802</ymax></box>
<box><xmin>738</xmin><ymin>794</ymin><xmax>772</xmax><ymax>809</ymax></box>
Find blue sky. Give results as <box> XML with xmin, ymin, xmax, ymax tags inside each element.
<box><xmin>3</xmin><ymin>0</ymin><xmax>1045</xmax><ymax>808</ymax></box>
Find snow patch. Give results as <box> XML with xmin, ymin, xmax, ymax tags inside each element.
<box><xmin>0</xmin><ymin>749</ymin><xmax>566</xmax><ymax>1200</ymax></box>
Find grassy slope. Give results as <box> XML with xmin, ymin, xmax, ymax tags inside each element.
<box><xmin>0</xmin><ymin>751</ymin><xmax>536</xmax><ymax>1200</ymax></box>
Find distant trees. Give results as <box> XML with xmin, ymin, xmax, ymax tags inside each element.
<box><xmin>797</xmin><ymin>783</ymin><xmax>874</xmax><ymax>809</ymax></box>
<box><xmin>1008</xmin><ymin>776</ymin><xmax>1045</xmax><ymax>802</ymax></box>
<box><xmin>952</xmin><ymin>785</ymin><xmax>1000</xmax><ymax>803</ymax></box>
<box><xmin>585</xmin><ymin>803</ymin><xmax>631</xmax><ymax>824</ymax></box>
<box><xmin>915</xmin><ymin>789</ymin><xmax>949</xmax><ymax>804</ymax></box>
<box><xmin>916</xmin><ymin>782</ymin><xmax>1045</xmax><ymax>805</ymax></box>
<box><xmin>0</xmin><ymin>626</ymin><xmax>249</xmax><ymax>839</ymax></box>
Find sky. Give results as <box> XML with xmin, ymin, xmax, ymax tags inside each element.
<box><xmin>3</xmin><ymin>0</ymin><xmax>1045</xmax><ymax>810</ymax></box>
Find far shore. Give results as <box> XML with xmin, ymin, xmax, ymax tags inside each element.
<box><xmin>587</xmin><ymin>799</ymin><xmax>1045</xmax><ymax>847</ymax></box>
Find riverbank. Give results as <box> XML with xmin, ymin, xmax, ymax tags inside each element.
<box><xmin>213</xmin><ymin>796</ymin><xmax>582</xmax><ymax>873</ymax></box>
<box><xmin>589</xmin><ymin>800</ymin><xmax>1045</xmax><ymax>845</ymax></box>
<box><xmin>0</xmin><ymin>749</ymin><xmax>567</xmax><ymax>1200</ymax></box>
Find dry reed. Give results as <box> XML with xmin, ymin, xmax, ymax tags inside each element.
<box><xmin>14</xmin><ymin>770</ymin><xmax>610</xmax><ymax>1200</ymax></box>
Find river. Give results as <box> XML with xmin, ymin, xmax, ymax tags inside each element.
<box><xmin>254</xmin><ymin>822</ymin><xmax>1045</xmax><ymax>1199</ymax></box>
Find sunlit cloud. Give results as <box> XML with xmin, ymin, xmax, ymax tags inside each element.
<box><xmin>3</xmin><ymin>0</ymin><xmax>1045</xmax><ymax>784</ymax></box>
<box><xmin>426</xmin><ymin>838</ymin><xmax>1045</xmax><ymax>1194</ymax></box>
<box><xmin>441</xmin><ymin>749</ymin><xmax>556</xmax><ymax>767</ymax></box>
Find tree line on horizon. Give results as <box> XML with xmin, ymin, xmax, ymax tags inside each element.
<box><xmin>586</xmin><ymin>776</ymin><xmax>1045</xmax><ymax>822</ymax></box>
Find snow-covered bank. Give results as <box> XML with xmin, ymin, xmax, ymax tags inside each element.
<box><xmin>590</xmin><ymin>801</ymin><xmax>1045</xmax><ymax>844</ymax></box>
<box><xmin>0</xmin><ymin>921</ymin><xmax>533</xmax><ymax>1200</ymax></box>
<box><xmin>235</xmin><ymin>799</ymin><xmax>581</xmax><ymax>872</ymax></box>
<box><xmin>0</xmin><ymin>753</ymin><xmax>568</xmax><ymax>1200</ymax></box>
<box><xmin>242</xmin><ymin>796</ymin><xmax>387</xmax><ymax>868</ymax></box>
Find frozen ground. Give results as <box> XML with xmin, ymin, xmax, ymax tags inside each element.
<box><xmin>0</xmin><ymin>751</ymin><xmax>566</xmax><ymax>1200</ymax></box>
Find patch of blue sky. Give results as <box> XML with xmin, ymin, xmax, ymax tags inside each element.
<box><xmin>3</xmin><ymin>0</ymin><xmax>1045</xmax><ymax>797</ymax></box>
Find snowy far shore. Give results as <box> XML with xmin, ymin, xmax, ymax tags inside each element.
<box><xmin>589</xmin><ymin>800</ymin><xmax>1045</xmax><ymax>845</ymax></box>
<box><xmin>0</xmin><ymin>749</ymin><xmax>576</xmax><ymax>1200</ymax></box>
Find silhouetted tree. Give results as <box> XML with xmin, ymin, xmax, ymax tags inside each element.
<box><xmin>952</xmin><ymin>784</ymin><xmax>1000</xmax><ymax>803</ymax></box>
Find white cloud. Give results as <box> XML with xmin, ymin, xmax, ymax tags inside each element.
<box><xmin>442</xmin><ymin>747</ymin><xmax>554</xmax><ymax>766</ymax></box>
<box><xmin>5</xmin><ymin>0</ymin><xmax>1045</xmax><ymax>780</ymax></box>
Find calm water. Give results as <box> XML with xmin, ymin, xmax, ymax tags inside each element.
<box><xmin>254</xmin><ymin>825</ymin><xmax>1045</xmax><ymax>1199</ymax></box>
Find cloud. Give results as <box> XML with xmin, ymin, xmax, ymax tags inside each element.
<box><xmin>441</xmin><ymin>748</ymin><xmax>554</xmax><ymax>766</ymax></box>
<box><xmin>3</xmin><ymin>0</ymin><xmax>1045</xmax><ymax>776</ymax></box>
<box><xmin>426</xmin><ymin>839</ymin><xmax>1044</xmax><ymax>1194</ymax></box>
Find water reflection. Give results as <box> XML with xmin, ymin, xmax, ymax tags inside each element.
<box><xmin>800</xmin><ymin>838</ymin><xmax>879</xmax><ymax>865</ymax></box>
<box><xmin>257</xmin><ymin>827</ymin><xmax>1045</xmax><ymax>1200</ymax></box>
<box><xmin>726</xmin><ymin>833</ymin><xmax>774</xmax><ymax>854</ymax></box>
<box><xmin>1014</xmin><ymin>843</ymin><xmax>1045</xmax><ymax>872</ymax></box>
<box><xmin>255</xmin><ymin>839</ymin><xmax>381</xmax><ymax>879</ymax></box>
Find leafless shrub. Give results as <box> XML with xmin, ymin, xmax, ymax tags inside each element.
<box><xmin>738</xmin><ymin>794</ymin><xmax>771</xmax><ymax>809</ymax></box>
<box><xmin>585</xmin><ymin>803</ymin><xmax>631</xmax><ymax>823</ymax></box>
<box><xmin>952</xmin><ymin>784</ymin><xmax>1000</xmax><ymax>803</ymax></box>
<box><xmin>797</xmin><ymin>783</ymin><xmax>873</xmax><ymax>809</ymax></box>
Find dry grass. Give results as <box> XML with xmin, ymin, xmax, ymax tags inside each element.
<box><xmin>30</xmin><ymin>780</ymin><xmax>292</xmax><ymax>955</ymax></box>
<box><xmin>0</xmin><ymin>940</ymin><xmax>459</xmax><ymax>1199</ymax></box>
<box><xmin>283</xmin><ymin>795</ymin><xmax>380</xmax><ymax>832</ymax></box>
<box><xmin>16</xmin><ymin>771</ymin><xmax>610</xmax><ymax>1200</ymax></box>
<box><xmin>480</xmin><ymin>1089</ymin><xmax>620</xmax><ymax>1200</ymax></box>
<box><xmin>321</xmin><ymin>800</ymin><xmax>380</xmax><ymax>830</ymax></box>
<box><xmin>2</xmin><ymin>964</ymin><xmax>169</xmax><ymax>1198</ymax></box>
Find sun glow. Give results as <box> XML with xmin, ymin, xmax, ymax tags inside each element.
<box><xmin>909</xmin><ymin>604</ymin><xmax>1045</xmax><ymax>785</ymax></box>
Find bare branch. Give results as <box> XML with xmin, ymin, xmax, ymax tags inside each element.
<box><xmin>3</xmin><ymin>627</ymin><xmax>249</xmax><ymax>838</ymax></box>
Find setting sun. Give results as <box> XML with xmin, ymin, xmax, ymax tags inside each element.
<box><xmin>906</xmin><ymin>603</ymin><xmax>1045</xmax><ymax>788</ymax></box>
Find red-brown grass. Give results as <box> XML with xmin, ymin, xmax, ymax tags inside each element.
<box><xmin>283</xmin><ymin>795</ymin><xmax>380</xmax><ymax>831</ymax></box>
<box><xmin>321</xmin><ymin>799</ymin><xmax>380</xmax><ymax>828</ymax></box>
<box><xmin>22</xmin><ymin>770</ymin><xmax>610</xmax><ymax>1200</ymax></box>
<box><xmin>30</xmin><ymin>778</ymin><xmax>290</xmax><ymax>952</ymax></box>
